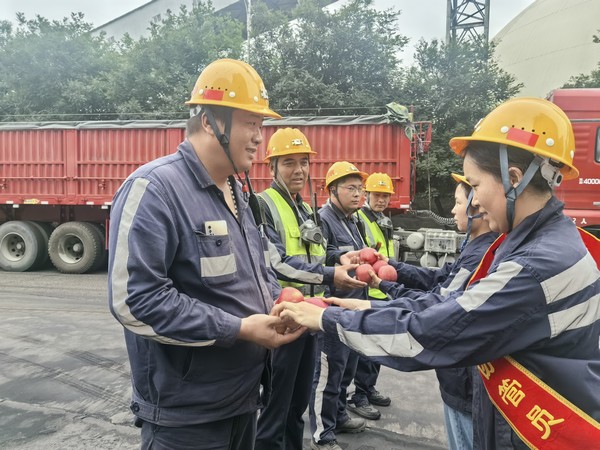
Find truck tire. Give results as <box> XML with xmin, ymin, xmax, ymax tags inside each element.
<box><xmin>0</xmin><ymin>221</ymin><xmax>47</xmax><ymax>272</ymax></box>
<box><xmin>26</xmin><ymin>221</ymin><xmax>54</xmax><ymax>269</ymax></box>
<box><xmin>48</xmin><ymin>222</ymin><xmax>103</xmax><ymax>274</ymax></box>
<box><xmin>88</xmin><ymin>223</ymin><xmax>108</xmax><ymax>271</ymax></box>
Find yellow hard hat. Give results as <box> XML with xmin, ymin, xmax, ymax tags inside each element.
<box><xmin>365</xmin><ymin>172</ymin><xmax>394</xmax><ymax>194</ymax></box>
<box><xmin>451</xmin><ymin>173</ymin><xmax>471</xmax><ymax>186</ymax></box>
<box><xmin>185</xmin><ymin>58</ymin><xmax>281</xmax><ymax>119</ymax></box>
<box><xmin>325</xmin><ymin>161</ymin><xmax>368</xmax><ymax>188</ymax></box>
<box><xmin>264</xmin><ymin>128</ymin><xmax>317</xmax><ymax>162</ymax></box>
<box><xmin>449</xmin><ymin>97</ymin><xmax>578</xmax><ymax>179</ymax></box>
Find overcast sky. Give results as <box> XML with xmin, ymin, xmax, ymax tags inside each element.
<box><xmin>1</xmin><ymin>0</ymin><xmax>536</xmax><ymax>60</ymax></box>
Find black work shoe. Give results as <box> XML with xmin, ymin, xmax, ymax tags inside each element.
<box><xmin>347</xmin><ymin>401</ymin><xmax>381</xmax><ymax>420</ymax></box>
<box><xmin>368</xmin><ymin>390</ymin><xmax>391</xmax><ymax>406</ymax></box>
<box><xmin>310</xmin><ymin>440</ymin><xmax>342</xmax><ymax>450</ymax></box>
<box><xmin>335</xmin><ymin>417</ymin><xmax>366</xmax><ymax>434</ymax></box>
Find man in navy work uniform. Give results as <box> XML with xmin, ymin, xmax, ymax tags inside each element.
<box><xmin>108</xmin><ymin>59</ymin><xmax>303</xmax><ymax>450</ymax></box>
<box><xmin>348</xmin><ymin>172</ymin><xmax>397</xmax><ymax>421</ymax></box>
<box><xmin>255</xmin><ymin>129</ymin><xmax>364</xmax><ymax>450</ymax></box>
<box><xmin>309</xmin><ymin>161</ymin><xmax>370</xmax><ymax>450</ymax></box>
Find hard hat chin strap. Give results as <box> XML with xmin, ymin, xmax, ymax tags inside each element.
<box><xmin>461</xmin><ymin>189</ymin><xmax>482</xmax><ymax>252</ymax></box>
<box><xmin>203</xmin><ymin>107</ymin><xmax>238</xmax><ymax>175</ymax></box>
<box><xmin>499</xmin><ymin>144</ymin><xmax>541</xmax><ymax>232</ymax></box>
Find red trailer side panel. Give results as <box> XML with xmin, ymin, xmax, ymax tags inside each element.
<box><xmin>0</xmin><ymin>116</ymin><xmax>424</xmax><ymax>212</ymax></box>
<box><xmin>548</xmin><ymin>89</ymin><xmax>600</xmax><ymax>228</ymax></box>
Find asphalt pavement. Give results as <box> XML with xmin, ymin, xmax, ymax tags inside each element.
<box><xmin>0</xmin><ymin>270</ymin><xmax>447</xmax><ymax>450</ymax></box>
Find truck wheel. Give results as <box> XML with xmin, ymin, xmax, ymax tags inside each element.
<box><xmin>88</xmin><ymin>223</ymin><xmax>108</xmax><ymax>271</ymax></box>
<box><xmin>26</xmin><ymin>221</ymin><xmax>54</xmax><ymax>269</ymax></box>
<box><xmin>48</xmin><ymin>222</ymin><xmax>103</xmax><ymax>274</ymax></box>
<box><xmin>0</xmin><ymin>221</ymin><xmax>46</xmax><ymax>272</ymax></box>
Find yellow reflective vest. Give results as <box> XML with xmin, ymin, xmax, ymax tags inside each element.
<box><xmin>259</xmin><ymin>188</ymin><xmax>326</xmax><ymax>297</ymax></box>
<box><xmin>358</xmin><ymin>208</ymin><xmax>395</xmax><ymax>299</ymax></box>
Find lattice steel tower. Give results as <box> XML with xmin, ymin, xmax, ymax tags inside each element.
<box><xmin>446</xmin><ymin>0</ymin><xmax>490</xmax><ymax>44</ymax></box>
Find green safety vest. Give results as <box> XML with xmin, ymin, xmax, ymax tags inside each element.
<box><xmin>259</xmin><ymin>188</ymin><xmax>326</xmax><ymax>297</ymax></box>
<box><xmin>357</xmin><ymin>208</ymin><xmax>395</xmax><ymax>300</ymax></box>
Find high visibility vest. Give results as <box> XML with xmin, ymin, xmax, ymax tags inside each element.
<box><xmin>259</xmin><ymin>188</ymin><xmax>326</xmax><ymax>297</ymax></box>
<box><xmin>357</xmin><ymin>209</ymin><xmax>395</xmax><ymax>300</ymax></box>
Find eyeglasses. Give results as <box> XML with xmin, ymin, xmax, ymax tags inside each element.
<box><xmin>338</xmin><ymin>185</ymin><xmax>364</xmax><ymax>194</ymax></box>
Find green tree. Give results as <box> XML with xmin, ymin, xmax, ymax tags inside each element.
<box><xmin>106</xmin><ymin>3</ymin><xmax>245</xmax><ymax>119</ymax></box>
<box><xmin>563</xmin><ymin>30</ymin><xmax>600</xmax><ymax>88</ymax></box>
<box><xmin>0</xmin><ymin>13</ymin><xmax>119</xmax><ymax>121</ymax></box>
<box><xmin>401</xmin><ymin>39</ymin><xmax>522</xmax><ymax>212</ymax></box>
<box><xmin>250</xmin><ymin>0</ymin><xmax>408</xmax><ymax>115</ymax></box>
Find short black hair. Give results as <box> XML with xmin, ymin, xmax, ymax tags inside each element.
<box><xmin>186</xmin><ymin>105</ymin><xmax>232</xmax><ymax>136</ymax></box>
<box><xmin>329</xmin><ymin>174</ymin><xmax>363</xmax><ymax>193</ymax></box>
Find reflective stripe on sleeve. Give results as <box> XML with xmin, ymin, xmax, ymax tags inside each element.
<box><xmin>456</xmin><ymin>261</ymin><xmax>523</xmax><ymax>312</ymax></box>
<box><xmin>336</xmin><ymin>325</ymin><xmax>424</xmax><ymax>358</ymax></box>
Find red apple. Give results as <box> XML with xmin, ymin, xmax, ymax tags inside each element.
<box><xmin>372</xmin><ymin>260</ymin><xmax>388</xmax><ymax>275</ymax></box>
<box><xmin>275</xmin><ymin>287</ymin><xmax>304</xmax><ymax>305</ymax></box>
<box><xmin>359</xmin><ymin>247</ymin><xmax>378</xmax><ymax>265</ymax></box>
<box><xmin>355</xmin><ymin>263</ymin><xmax>374</xmax><ymax>283</ymax></box>
<box><xmin>304</xmin><ymin>297</ymin><xmax>329</xmax><ymax>308</ymax></box>
<box><xmin>378</xmin><ymin>264</ymin><xmax>398</xmax><ymax>282</ymax></box>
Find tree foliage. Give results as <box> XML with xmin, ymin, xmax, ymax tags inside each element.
<box><xmin>0</xmin><ymin>13</ymin><xmax>119</xmax><ymax>121</ymax></box>
<box><xmin>105</xmin><ymin>3</ymin><xmax>244</xmax><ymax>119</ymax></box>
<box><xmin>250</xmin><ymin>0</ymin><xmax>408</xmax><ymax>115</ymax></box>
<box><xmin>401</xmin><ymin>40</ymin><xmax>522</xmax><ymax>210</ymax></box>
<box><xmin>0</xmin><ymin>3</ymin><xmax>244</xmax><ymax>121</ymax></box>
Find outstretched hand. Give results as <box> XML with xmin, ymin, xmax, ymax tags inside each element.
<box><xmin>367</xmin><ymin>269</ymin><xmax>382</xmax><ymax>289</ymax></box>
<box><xmin>340</xmin><ymin>250</ymin><xmax>360</xmax><ymax>265</ymax></box>
<box><xmin>333</xmin><ymin>264</ymin><xmax>367</xmax><ymax>290</ymax></box>
<box><xmin>324</xmin><ymin>297</ymin><xmax>371</xmax><ymax>310</ymax></box>
<box><xmin>272</xmin><ymin>301</ymin><xmax>325</xmax><ymax>332</ymax></box>
<box><xmin>239</xmin><ymin>314</ymin><xmax>306</xmax><ymax>349</ymax></box>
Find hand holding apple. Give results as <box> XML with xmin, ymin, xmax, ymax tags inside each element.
<box><xmin>304</xmin><ymin>297</ymin><xmax>329</xmax><ymax>308</ymax></box>
<box><xmin>355</xmin><ymin>263</ymin><xmax>374</xmax><ymax>283</ymax></box>
<box><xmin>340</xmin><ymin>250</ymin><xmax>361</xmax><ymax>265</ymax></box>
<box><xmin>326</xmin><ymin>297</ymin><xmax>372</xmax><ymax>310</ymax></box>
<box><xmin>333</xmin><ymin>264</ymin><xmax>367</xmax><ymax>290</ymax></box>
<box><xmin>274</xmin><ymin>287</ymin><xmax>304</xmax><ymax>305</ymax></box>
<box><xmin>273</xmin><ymin>301</ymin><xmax>324</xmax><ymax>332</ymax></box>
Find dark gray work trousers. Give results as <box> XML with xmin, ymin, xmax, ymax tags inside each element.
<box><xmin>140</xmin><ymin>412</ymin><xmax>256</xmax><ymax>450</ymax></box>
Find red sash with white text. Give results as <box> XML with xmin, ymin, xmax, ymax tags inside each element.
<box><xmin>468</xmin><ymin>229</ymin><xmax>600</xmax><ymax>449</ymax></box>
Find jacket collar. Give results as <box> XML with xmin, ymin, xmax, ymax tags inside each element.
<box><xmin>178</xmin><ymin>139</ymin><xmax>247</xmax><ymax>212</ymax></box>
<box><xmin>360</xmin><ymin>204</ymin><xmax>381</xmax><ymax>222</ymax></box>
<box><xmin>326</xmin><ymin>199</ymin><xmax>358</xmax><ymax>222</ymax></box>
<box><xmin>495</xmin><ymin>196</ymin><xmax>564</xmax><ymax>262</ymax></box>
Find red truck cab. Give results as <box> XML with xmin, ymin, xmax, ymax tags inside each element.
<box><xmin>548</xmin><ymin>88</ymin><xmax>600</xmax><ymax>237</ymax></box>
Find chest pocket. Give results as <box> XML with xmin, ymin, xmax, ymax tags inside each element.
<box><xmin>336</xmin><ymin>231</ymin><xmax>358</xmax><ymax>253</ymax></box>
<box><xmin>195</xmin><ymin>233</ymin><xmax>237</xmax><ymax>286</ymax></box>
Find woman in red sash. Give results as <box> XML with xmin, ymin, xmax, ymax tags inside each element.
<box><xmin>275</xmin><ymin>98</ymin><xmax>600</xmax><ymax>449</ymax></box>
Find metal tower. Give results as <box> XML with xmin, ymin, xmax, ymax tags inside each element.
<box><xmin>446</xmin><ymin>0</ymin><xmax>490</xmax><ymax>44</ymax></box>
